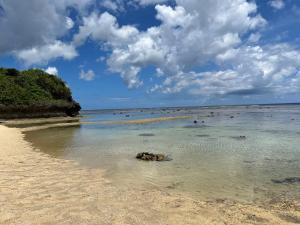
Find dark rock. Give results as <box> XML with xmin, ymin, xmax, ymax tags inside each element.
<box><xmin>193</xmin><ymin>120</ymin><xmax>198</xmax><ymax>124</ymax></box>
<box><xmin>196</xmin><ymin>134</ymin><xmax>210</xmax><ymax>137</ymax></box>
<box><xmin>138</xmin><ymin>133</ymin><xmax>155</xmax><ymax>137</ymax></box>
<box><xmin>271</xmin><ymin>177</ymin><xmax>300</xmax><ymax>184</ymax></box>
<box><xmin>65</xmin><ymin>102</ymin><xmax>81</xmax><ymax>117</ymax></box>
<box><xmin>230</xmin><ymin>135</ymin><xmax>246</xmax><ymax>140</ymax></box>
<box><xmin>230</xmin><ymin>116</ymin><xmax>234</xmax><ymax>118</ymax></box>
<box><xmin>136</xmin><ymin>152</ymin><xmax>171</xmax><ymax>161</ymax></box>
<box><xmin>125</xmin><ymin>115</ymin><xmax>130</xmax><ymax>117</ymax></box>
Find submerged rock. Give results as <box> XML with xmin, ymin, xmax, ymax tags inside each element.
<box><xmin>230</xmin><ymin>135</ymin><xmax>246</xmax><ymax>140</ymax></box>
<box><xmin>196</xmin><ymin>134</ymin><xmax>210</xmax><ymax>138</ymax></box>
<box><xmin>271</xmin><ymin>177</ymin><xmax>300</xmax><ymax>184</ymax></box>
<box><xmin>138</xmin><ymin>133</ymin><xmax>155</xmax><ymax>137</ymax></box>
<box><xmin>136</xmin><ymin>152</ymin><xmax>171</xmax><ymax>161</ymax></box>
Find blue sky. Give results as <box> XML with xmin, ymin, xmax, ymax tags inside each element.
<box><xmin>0</xmin><ymin>0</ymin><xmax>300</xmax><ymax>109</ymax></box>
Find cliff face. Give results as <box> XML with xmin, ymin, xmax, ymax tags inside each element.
<box><xmin>0</xmin><ymin>68</ymin><xmax>81</xmax><ymax>119</ymax></box>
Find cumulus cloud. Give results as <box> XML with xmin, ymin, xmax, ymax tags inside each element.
<box><xmin>0</xmin><ymin>0</ymin><xmax>92</xmax><ymax>54</ymax></box>
<box><xmin>79</xmin><ymin>69</ymin><xmax>95</xmax><ymax>81</ymax></box>
<box><xmin>75</xmin><ymin>0</ymin><xmax>267</xmax><ymax>90</ymax></box>
<box><xmin>153</xmin><ymin>44</ymin><xmax>300</xmax><ymax>96</ymax></box>
<box><xmin>2</xmin><ymin>0</ymin><xmax>299</xmax><ymax>99</ymax></box>
<box><xmin>73</xmin><ymin>0</ymin><xmax>300</xmax><ymax>98</ymax></box>
<box><xmin>100</xmin><ymin>0</ymin><xmax>126</xmax><ymax>12</ymax></box>
<box><xmin>44</xmin><ymin>66</ymin><xmax>58</xmax><ymax>76</ymax></box>
<box><xmin>15</xmin><ymin>41</ymin><xmax>78</xmax><ymax>66</ymax></box>
<box><xmin>73</xmin><ymin>12</ymin><xmax>139</xmax><ymax>46</ymax></box>
<box><xmin>269</xmin><ymin>0</ymin><xmax>285</xmax><ymax>10</ymax></box>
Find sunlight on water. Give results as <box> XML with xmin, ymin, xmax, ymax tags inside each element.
<box><xmin>25</xmin><ymin>105</ymin><xmax>300</xmax><ymax>203</ymax></box>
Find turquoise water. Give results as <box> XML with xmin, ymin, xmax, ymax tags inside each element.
<box><xmin>25</xmin><ymin>105</ymin><xmax>300</xmax><ymax>203</ymax></box>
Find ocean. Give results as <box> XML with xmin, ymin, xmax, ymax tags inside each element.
<box><xmin>25</xmin><ymin>104</ymin><xmax>300</xmax><ymax>203</ymax></box>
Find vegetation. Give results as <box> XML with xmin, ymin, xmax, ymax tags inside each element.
<box><xmin>0</xmin><ymin>68</ymin><xmax>81</xmax><ymax>118</ymax></box>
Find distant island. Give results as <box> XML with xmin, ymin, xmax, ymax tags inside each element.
<box><xmin>0</xmin><ymin>68</ymin><xmax>81</xmax><ymax>119</ymax></box>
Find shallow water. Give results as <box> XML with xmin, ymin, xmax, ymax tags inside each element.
<box><xmin>25</xmin><ymin>105</ymin><xmax>300</xmax><ymax>203</ymax></box>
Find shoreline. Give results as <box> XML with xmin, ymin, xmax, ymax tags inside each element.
<box><xmin>0</xmin><ymin>125</ymin><xmax>299</xmax><ymax>224</ymax></box>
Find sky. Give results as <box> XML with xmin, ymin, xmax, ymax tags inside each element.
<box><xmin>0</xmin><ymin>0</ymin><xmax>300</xmax><ymax>109</ymax></box>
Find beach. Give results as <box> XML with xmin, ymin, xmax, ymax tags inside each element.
<box><xmin>0</xmin><ymin>124</ymin><xmax>299</xmax><ymax>225</ymax></box>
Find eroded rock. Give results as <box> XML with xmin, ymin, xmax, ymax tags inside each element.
<box><xmin>136</xmin><ymin>152</ymin><xmax>171</xmax><ymax>161</ymax></box>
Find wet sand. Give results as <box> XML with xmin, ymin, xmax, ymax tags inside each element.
<box><xmin>0</xmin><ymin>125</ymin><xmax>299</xmax><ymax>225</ymax></box>
<box><xmin>3</xmin><ymin>116</ymin><xmax>81</xmax><ymax>126</ymax></box>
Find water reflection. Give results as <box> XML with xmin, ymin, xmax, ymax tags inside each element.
<box><xmin>25</xmin><ymin>125</ymin><xmax>81</xmax><ymax>157</ymax></box>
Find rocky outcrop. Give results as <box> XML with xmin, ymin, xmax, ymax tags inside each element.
<box><xmin>136</xmin><ymin>152</ymin><xmax>171</xmax><ymax>161</ymax></box>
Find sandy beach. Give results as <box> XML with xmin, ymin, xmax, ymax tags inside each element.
<box><xmin>0</xmin><ymin>125</ymin><xmax>299</xmax><ymax>225</ymax></box>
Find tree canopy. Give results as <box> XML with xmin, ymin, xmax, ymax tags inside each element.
<box><xmin>0</xmin><ymin>68</ymin><xmax>81</xmax><ymax>118</ymax></box>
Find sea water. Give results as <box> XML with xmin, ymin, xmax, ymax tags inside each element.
<box><xmin>25</xmin><ymin>105</ymin><xmax>300</xmax><ymax>203</ymax></box>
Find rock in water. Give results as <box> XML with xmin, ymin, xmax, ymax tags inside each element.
<box><xmin>136</xmin><ymin>152</ymin><xmax>169</xmax><ymax>161</ymax></box>
<box><xmin>271</xmin><ymin>177</ymin><xmax>300</xmax><ymax>184</ymax></box>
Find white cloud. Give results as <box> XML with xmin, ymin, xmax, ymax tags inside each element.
<box><xmin>0</xmin><ymin>0</ymin><xmax>93</xmax><ymax>54</ymax></box>
<box><xmin>15</xmin><ymin>41</ymin><xmax>78</xmax><ymax>65</ymax></box>
<box><xmin>269</xmin><ymin>0</ymin><xmax>285</xmax><ymax>10</ymax></box>
<box><xmin>101</xmin><ymin>0</ymin><xmax>119</xmax><ymax>11</ymax></box>
<box><xmin>44</xmin><ymin>66</ymin><xmax>58</xmax><ymax>76</ymax></box>
<box><xmin>79</xmin><ymin>69</ymin><xmax>95</xmax><ymax>81</ymax></box>
<box><xmin>248</xmin><ymin>33</ymin><xmax>261</xmax><ymax>43</ymax></box>
<box><xmin>75</xmin><ymin>0</ymin><xmax>266</xmax><ymax>90</ymax></box>
<box><xmin>73</xmin><ymin>0</ymin><xmax>300</xmax><ymax>97</ymax></box>
<box><xmin>65</xmin><ymin>17</ymin><xmax>75</xmax><ymax>29</ymax></box>
<box><xmin>99</xmin><ymin>0</ymin><xmax>168</xmax><ymax>11</ymax></box>
<box><xmin>100</xmin><ymin>0</ymin><xmax>125</xmax><ymax>12</ymax></box>
<box><xmin>2</xmin><ymin>0</ymin><xmax>298</xmax><ymax>99</ymax></box>
<box><xmin>73</xmin><ymin>12</ymin><xmax>139</xmax><ymax>46</ymax></box>
<box><xmin>153</xmin><ymin>44</ymin><xmax>300</xmax><ymax>96</ymax></box>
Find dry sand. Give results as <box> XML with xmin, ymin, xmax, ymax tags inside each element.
<box><xmin>0</xmin><ymin>125</ymin><xmax>299</xmax><ymax>225</ymax></box>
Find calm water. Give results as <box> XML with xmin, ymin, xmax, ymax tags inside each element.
<box><xmin>25</xmin><ymin>105</ymin><xmax>300</xmax><ymax>203</ymax></box>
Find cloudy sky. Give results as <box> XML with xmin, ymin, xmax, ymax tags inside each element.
<box><xmin>0</xmin><ymin>0</ymin><xmax>300</xmax><ymax>109</ymax></box>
